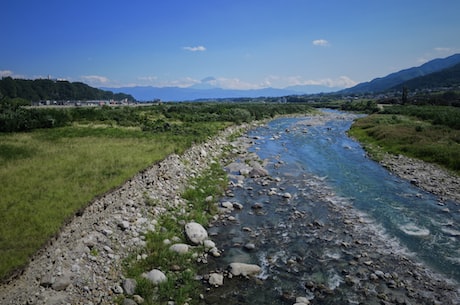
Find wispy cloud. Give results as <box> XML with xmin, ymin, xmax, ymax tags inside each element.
<box><xmin>80</xmin><ymin>75</ymin><xmax>110</xmax><ymax>86</ymax></box>
<box><xmin>312</xmin><ymin>39</ymin><xmax>330</xmax><ymax>47</ymax></box>
<box><xmin>183</xmin><ymin>45</ymin><xmax>206</xmax><ymax>52</ymax></box>
<box><xmin>417</xmin><ymin>47</ymin><xmax>459</xmax><ymax>64</ymax></box>
<box><xmin>434</xmin><ymin>47</ymin><xmax>452</xmax><ymax>53</ymax></box>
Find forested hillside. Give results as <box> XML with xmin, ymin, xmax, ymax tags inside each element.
<box><xmin>0</xmin><ymin>77</ymin><xmax>135</xmax><ymax>104</ymax></box>
<box><xmin>391</xmin><ymin>63</ymin><xmax>460</xmax><ymax>90</ymax></box>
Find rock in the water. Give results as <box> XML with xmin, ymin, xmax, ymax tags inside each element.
<box><xmin>295</xmin><ymin>296</ymin><xmax>311</xmax><ymax>305</ymax></box>
<box><xmin>142</xmin><ymin>269</ymin><xmax>167</xmax><ymax>286</ymax></box>
<box><xmin>209</xmin><ymin>273</ymin><xmax>224</xmax><ymax>287</ymax></box>
<box><xmin>185</xmin><ymin>222</ymin><xmax>208</xmax><ymax>245</ymax></box>
<box><xmin>221</xmin><ymin>201</ymin><xmax>234</xmax><ymax>210</ymax></box>
<box><xmin>249</xmin><ymin>165</ymin><xmax>269</xmax><ymax>178</ymax></box>
<box><xmin>244</xmin><ymin>242</ymin><xmax>256</xmax><ymax>251</ymax></box>
<box><xmin>210</xmin><ymin>247</ymin><xmax>221</xmax><ymax>257</ymax></box>
<box><xmin>169</xmin><ymin>243</ymin><xmax>190</xmax><ymax>254</ymax></box>
<box><xmin>282</xmin><ymin>192</ymin><xmax>292</xmax><ymax>199</ymax></box>
<box><xmin>203</xmin><ymin>239</ymin><xmax>216</xmax><ymax>250</ymax></box>
<box><xmin>229</xmin><ymin>263</ymin><xmax>261</xmax><ymax>277</ymax></box>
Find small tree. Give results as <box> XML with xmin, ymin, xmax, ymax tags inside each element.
<box><xmin>402</xmin><ymin>86</ymin><xmax>408</xmax><ymax>104</ymax></box>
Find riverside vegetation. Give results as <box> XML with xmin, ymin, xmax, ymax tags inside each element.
<box><xmin>0</xmin><ymin>102</ymin><xmax>313</xmax><ymax>281</ymax></box>
<box><xmin>349</xmin><ymin>105</ymin><xmax>460</xmax><ymax>174</ymax></box>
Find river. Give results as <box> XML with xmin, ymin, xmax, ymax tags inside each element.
<box><xmin>202</xmin><ymin>110</ymin><xmax>460</xmax><ymax>305</ymax></box>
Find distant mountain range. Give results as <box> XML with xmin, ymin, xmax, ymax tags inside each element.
<box><xmin>341</xmin><ymin>53</ymin><xmax>460</xmax><ymax>94</ymax></box>
<box><xmin>103</xmin><ymin>53</ymin><xmax>460</xmax><ymax>101</ymax></box>
<box><xmin>103</xmin><ymin>84</ymin><xmax>340</xmax><ymax>102</ymax></box>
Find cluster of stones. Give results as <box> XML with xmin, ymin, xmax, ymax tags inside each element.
<box><xmin>380</xmin><ymin>152</ymin><xmax>460</xmax><ymax>204</ymax></box>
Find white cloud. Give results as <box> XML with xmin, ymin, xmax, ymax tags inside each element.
<box><xmin>80</xmin><ymin>75</ymin><xmax>110</xmax><ymax>86</ymax></box>
<box><xmin>269</xmin><ymin>75</ymin><xmax>356</xmax><ymax>89</ymax></box>
<box><xmin>183</xmin><ymin>45</ymin><xmax>206</xmax><ymax>52</ymax></box>
<box><xmin>0</xmin><ymin>70</ymin><xmax>27</xmax><ymax>79</ymax></box>
<box><xmin>312</xmin><ymin>39</ymin><xmax>330</xmax><ymax>47</ymax></box>
<box><xmin>196</xmin><ymin>75</ymin><xmax>356</xmax><ymax>90</ymax></box>
<box><xmin>148</xmin><ymin>77</ymin><xmax>201</xmax><ymax>88</ymax></box>
<box><xmin>137</xmin><ymin>76</ymin><xmax>158</xmax><ymax>83</ymax></box>
<box><xmin>0</xmin><ymin>70</ymin><xmax>13</xmax><ymax>77</ymax></box>
<box><xmin>208</xmin><ymin>77</ymin><xmax>267</xmax><ymax>90</ymax></box>
<box><xmin>434</xmin><ymin>47</ymin><xmax>452</xmax><ymax>53</ymax></box>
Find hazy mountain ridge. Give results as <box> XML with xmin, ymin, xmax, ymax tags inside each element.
<box><xmin>103</xmin><ymin>85</ymin><xmax>341</xmax><ymax>102</ymax></box>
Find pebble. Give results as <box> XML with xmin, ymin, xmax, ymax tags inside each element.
<box><xmin>244</xmin><ymin>243</ymin><xmax>256</xmax><ymax>250</ymax></box>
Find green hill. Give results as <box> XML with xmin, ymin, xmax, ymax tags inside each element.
<box><xmin>0</xmin><ymin>77</ymin><xmax>135</xmax><ymax>104</ymax></box>
<box><xmin>391</xmin><ymin>63</ymin><xmax>460</xmax><ymax>91</ymax></box>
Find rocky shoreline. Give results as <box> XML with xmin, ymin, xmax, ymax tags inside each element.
<box><xmin>0</xmin><ymin>123</ymin><xmax>254</xmax><ymax>305</ymax></box>
<box><xmin>380</xmin><ymin>152</ymin><xmax>460</xmax><ymax>204</ymax></box>
<box><xmin>1</xmin><ymin>113</ymin><xmax>459</xmax><ymax>305</ymax></box>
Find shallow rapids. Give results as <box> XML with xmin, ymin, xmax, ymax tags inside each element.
<box><xmin>203</xmin><ymin>110</ymin><xmax>460</xmax><ymax>304</ymax></box>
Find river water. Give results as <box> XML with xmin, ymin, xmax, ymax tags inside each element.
<box><xmin>202</xmin><ymin>110</ymin><xmax>460</xmax><ymax>304</ymax></box>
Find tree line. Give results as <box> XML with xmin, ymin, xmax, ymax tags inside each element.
<box><xmin>0</xmin><ymin>101</ymin><xmax>314</xmax><ymax>133</ymax></box>
<box><xmin>0</xmin><ymin>77</ymin><xmax>135</xmax><ymax>104</ymax></box>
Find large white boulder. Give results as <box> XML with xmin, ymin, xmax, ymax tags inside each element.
<box><xmin>142</xmin><ymin>269</ymin><xmax>167</xmax><ymax>286</ymax></box>
<box><xmin>185</xmin><ymin>222</ymin><xmax>208</xmax><ymax>245</ymax></box>
<box><xmin>229</xmin><ymin>263</ymin><xmax>261</xmax><ymax>277</ymax></box>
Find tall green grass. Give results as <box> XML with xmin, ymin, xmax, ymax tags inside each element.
<box><xmin>0</xmin><ymin>123</ymin><xmax>224</xmax><ymax>280</ymax></box>
<box><xmin>349</xmin><ymin>113</ymin><xmax>460</xmax><ymax>174</ymax></box>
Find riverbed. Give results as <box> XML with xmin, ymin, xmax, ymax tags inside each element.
<box><xmin>203</xmin><ymin>110</ymin><xmax>460</xmax><ymax>305</ymax></box>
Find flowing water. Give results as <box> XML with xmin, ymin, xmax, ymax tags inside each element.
<box><xmin>202</xmin><ymin>110</ymin><xmax>460</xmax><ymax>304</ymax></box>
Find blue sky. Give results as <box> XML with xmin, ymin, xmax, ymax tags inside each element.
<box><xmin>2</xmin><ymin>0</ymin><xmax>460</xmax><ymax>90</ymax></box>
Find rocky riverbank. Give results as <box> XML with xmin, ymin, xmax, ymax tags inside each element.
<box><xmin>0</xmin><ymin>123</ymin><xmax>254</xmax><ymax>305</ymax></box>
<box><xmin>380</xmin><ymin>152</ymin><xmax>460</xmax><ymax>204</ymax></box>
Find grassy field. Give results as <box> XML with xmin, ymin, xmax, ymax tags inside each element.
<box><xmin>0</xmin><ymin>122</ymin><xmax>226</xmax><ymax>280</ymax></box>
<box><xmin>349</xmin><ymin>106</ymin><xmax>460</xmax><ymax>175</ymax></box>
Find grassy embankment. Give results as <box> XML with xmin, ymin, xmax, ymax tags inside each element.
<box><xmin>349</xmin><ymin>105</ymin><xmax>460</xmax><ymax>175</ymax></box>
<box><xmin>0</xmin><ymin>102</ymin><xmax>313</xmax><ymax>282</ymax></box>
